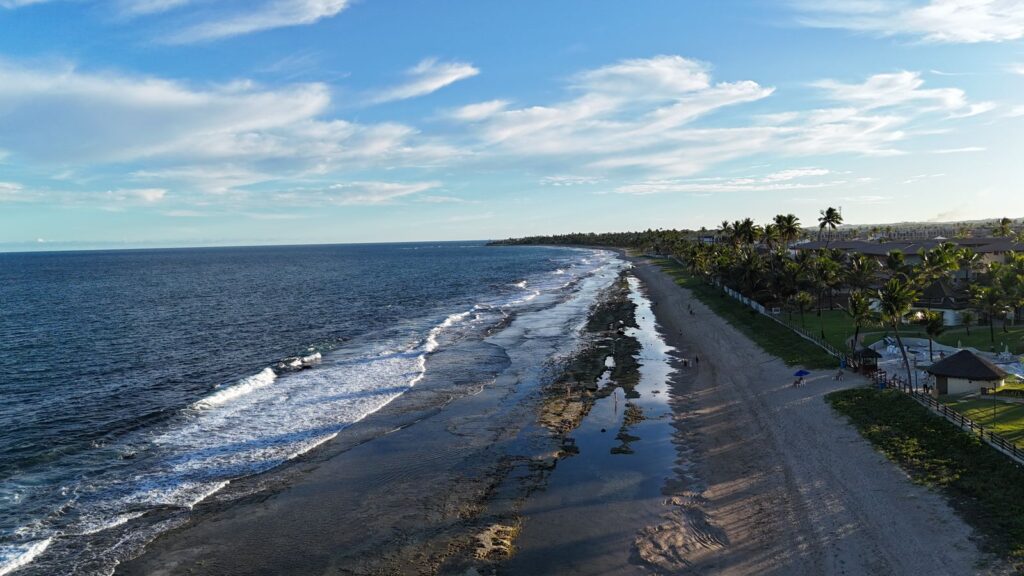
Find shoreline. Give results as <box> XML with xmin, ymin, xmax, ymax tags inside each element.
<box><xmin>115</xmin><ymin>255</ymin><xmax>642</xmax><ymax>575</ymax></box>
<box><xmin>117</xmin><ymin>251</ymin><xmax>999</xmax><ymax>575</ymax></box>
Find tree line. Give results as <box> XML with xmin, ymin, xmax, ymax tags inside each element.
<box><xmin>492</xmin><ymin>210</ymin><xmax>1024</xmax><ymax>386</ymax></box>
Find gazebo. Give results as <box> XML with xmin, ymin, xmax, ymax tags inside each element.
<box><xmin>850</xmin><ymin>347</ymin><xmax>881</xmax><ymax>372</ymax></box>
<box><xmin>924</xmin><ymin>350</ymin><xmax>1008</xmax><ymax>396</ymax></box>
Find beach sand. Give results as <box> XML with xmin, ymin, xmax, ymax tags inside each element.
<box><xmin>623</xmin><ymin>256</ymin><xmax>990</xmax><ymax>575</ymax></box>
<box><xmin>119</xmin><ymin>256</ymin><xmax>994</xmax><ymax>575</ymax></box>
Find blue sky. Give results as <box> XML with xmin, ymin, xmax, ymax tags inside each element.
<box><xmin>1</xmin><ymin>0</ymin><xmax>1023</xmax><ymax>250</ymax></box>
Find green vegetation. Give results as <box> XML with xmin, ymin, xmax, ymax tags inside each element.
<box><xmin>828</xmin><ymin>387</ymin><xmax>1024</xmax><ymax>560</ymax></box>
<box><xmin>653</xmin><ymin>258</ymin><xmax>836</xmax><ymax>369</ymax></box>
<box><xmin>944</xmin><ymin>398</ymin><xmax>1024</xmax><ymax>447</ymax></box>
<box><xmin>864</xmin><ymin>325</ymin><xmax>1024</xmax><ymax>354</ymax></box>
<box><xmin>493</xmin><ymin>211</ymin><xmax>1024</xmax><ymax>360</ymax></box>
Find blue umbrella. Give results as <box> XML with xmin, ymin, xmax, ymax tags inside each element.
<box><xmin>794</xmin><ymin>369</ymin><xmax>811</xmax><ymax>377</ymax></box>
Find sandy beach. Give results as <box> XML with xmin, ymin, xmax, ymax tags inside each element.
<box><xmin>627</xmin><ymin>256</ymin><xmax>990</xmax><ymax>575</ymax></box>
<box><xmin>117</xmin><ymin>255</ymin><xmax>995</xmax><ymax>575</ymax></box>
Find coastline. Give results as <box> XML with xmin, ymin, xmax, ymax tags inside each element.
<box><xmin>116</xmin><ymin>255</ymin><xmax>647</xmax><ymax>575</ymax></box>
<box><xmin>118</xmin><ymin>251</ymin><xmax>997</xmax><ymax>575</ymax></box>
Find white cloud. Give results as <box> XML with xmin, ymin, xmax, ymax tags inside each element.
<box><xmin>274</xmin><ymin>181</ymin><xmax>442</xmax><ymax>206</ymax></box>
<box><xmin>453</xmin><ymin>56</ymin><xmax>774</xmax><ymax>176</ymax></box>
<box><xmin>813</xmin><ymin>71</ymin><xmax>992</xmax><ymax>115</ymax></box>
<box><xmin>793</xmin><ymin>0</ymin><xmax>1024</xmax><ymax>43</ymax></box>
<box><xmin>0</xmin><ymin>60</ymin><xmax>456</xmax><ymax>196</ymax></box>
<box><xmin>166</xmin><ymin>0</ymin><xmax>350</xmax><ymax>44</ymax></box>
<box><xmin>571</xmin><ymin>55</ymin><xmax>711</xmax><ymax>99</ymax></box>
<box><xmin>117</xmin><ymin>0</ymin><xmax>193</xmax><ymax>16</ymax></box>
<box><xmin>0</xmin><ymin>55</ymin><xmax>994</xmax><ymax>214</ymax></box>
<box><xmin>928</xmin><ymin>146</ymin><xmax>986</xmax><ymax>154</ymax></box>
<box><xmin>112</xmin><ymin>188</ymin><xmax>167</xmax><ymax>202</ymax></box>
<box><xmin>0</xmin><ymin>0</ymin><xmax>47</xmax><ymax>7</ymax></box>
<box><xmin>447</xmin><ymin>99</ymin><xmax>510</xmax><ymax>121</ymax></box>
<box><xmin>614</xmin><ymin>167</ymin><xmax>844</xmax><ymax>195</ymax></box>
<box><xmin>0</xmin><ymin>181</ymin><xmax>21</xmax><ymax>201</ymax></box>
<box><xmin>372</xmin><ymin>58</ymin><xmax>480</xmax><ymax>104</ymax></box>
<box><xmin>540</xmin><ymin>175</ymin><xmax>604</xmax><ymax>186</ymax></box>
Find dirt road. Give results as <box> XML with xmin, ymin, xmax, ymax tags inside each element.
<box><xmin>631</xmin><ymin>257</ymin><xmax>992</xmax><ymax>575</ymax></box>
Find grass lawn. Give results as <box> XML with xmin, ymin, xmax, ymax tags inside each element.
<box><xmin>829</xmin><ymin>387</ymin><xmax>1024</xmax><ymax>562</ymax></box>
<box><xmin>790</xmin><ymin>309</ymin><xmax>858</xmax><ymax>351</ymax></box>
<box><xmin>860</xmin><ymin>323</ymin><xmax>1024</xmax><ymax>354</ymax></box>
<box><xmin>944</xmin><ymin>398</ymin><xmax>1024</xmax><ymax>447</ymax></box>
<box><xmin>652</xmin><ymin>259</ymin><xmax>837</xmax><ymax>369</ymax></box>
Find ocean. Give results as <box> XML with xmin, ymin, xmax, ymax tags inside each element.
<box><xmin>0</xmin><ymin>242</ymin><xmax>624</xmax><ymax>576</ymax></box>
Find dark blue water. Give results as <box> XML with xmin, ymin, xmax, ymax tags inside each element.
<box><xmin>0</xmin><ymin>242</ymin><xmax>622</xmax><ymax>575</ymax></box>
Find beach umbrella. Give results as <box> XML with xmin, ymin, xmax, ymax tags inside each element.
<box><xmin>794</xmin><ymin>369</ymin><xmax>811</xmax><ymax>377</ymax></box>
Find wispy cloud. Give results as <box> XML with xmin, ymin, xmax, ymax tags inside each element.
<box><xmin>117</xmin><ymin>0</ymin><xmax>193</xmax><ymax>17</ymax></box>
<box><xmin>371</xmin><ymin>58</ymin><xmax>480</xmax><ymax>104</ymax></box>
<box><xmin>165</xmin><ymin>0</ymin><xmax>350</xmax><ymax>44</ymax></box>
<box><xmin>0</xmin><ymin>0</ymin><xmax>48</xmax><ymax>7</ymax></box>
<box><xmin>813</xmin><ymin>71</ymin><xmax>993</xmax><ymax>116</ymax></box>
<box><xmin>274</xmin><ymin>181</ymin><xmax>442</xmax><ymax>206</ymax></box>
<box><xmin>447</xmin><ymin>99</ymin><xmax>510</xmax><ymax>121</ymax></box>
<box><xmin>928</xmin><ymin>146</ymin><xmax>986</xmax><ymax>154</ymax></box>
<box><xmin>614</xmin><ymin>168</ymin><xmax>844</xmax><ymax>195</ymax></box>
<box><xmin>792</xmin><ymin>0</ymin><xmax>1024</xmax><ymax>43</ymax></box>
<box><xmin>540</xmin><ymin>175</ymin><xmax>604</xmax><ymax>186</ymax></box>
<box><xmin>0</xmin><ymin>181</ymin><xmax>21</xmax><ymax>201</ymax></box>
<box><xmin>0</xmin><ymin>59</ymin><xmax>457</xmax><ymax>197</ymax></box>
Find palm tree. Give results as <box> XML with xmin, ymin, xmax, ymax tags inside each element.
<box><xmin>957</xmin><ymin>248</ymin><xmax>980</xmax><ymax>284</ymax></box>
<box><xmin>922</xmin><ymin>311</ymin><xmax>946</xmax><ymax>362</ymax></box>
<box><xmin>877</xmin><ymin>277</ymin><xmax>919</xmax><ymax>387</ymax></box>
<box><xmin>792</xmin><ymin>291</ymin><xmax>814</xmax><ymax>327</ymax></box>
<box><xmin>845</xmin><ymin>253</ymin><xmax>880</xmax><ymax>291</ymax></box>
<box><xmin>718</xmin><ymin>220</ymin><xmax>735</xmax><ymax>245</ymax></box>
<box><xmin>812</xmin><ymin>253</ymin><xmax>841</xmax><ymax>315</ymax></box>
<box><xmin>773</xmin><ymin>214</ymin><xmax>802</xmax><ymax>246</ymax></box>
<box><xmin>761</xmin><ymin>223</ymin><xmax>780</xmax><ymax>249</ymax></box>
<box><xmin>844</xmin><ymin>290</ymin><xmax>875</xmax><ymax>352</ymax></box>
<box><xmin>994</xmin><ymin>217</ymin><xmax>1014</xmax><ymax>237</ymax></box>
<box><xmin>970</xmin><ymin>285</ymin><xmax>1007</xmax><ymax>344</ymax></box>
<box><xmin>818</xmin><ymin>207</ymin><xmax>843</xmax><ymax>244</ymax></box>
<box><xmin>885</xmin><ymin>250</ymin><xmax>908</xmax><ymax>278</ymax></box>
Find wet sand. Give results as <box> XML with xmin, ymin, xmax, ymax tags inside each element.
<box><xmin>501</xmin><ymin>275</ymin><xmax>680</xmax><ymax>575</ymax></box>
<box><xmin>119</xmin><ymin>256</ymin><xmax>996</xmax><ymax>575</ymax></box>
<box><xmin>626</xmin><ymin>257</ymin><xmax>991</xmax><ymax>575</ymax></box>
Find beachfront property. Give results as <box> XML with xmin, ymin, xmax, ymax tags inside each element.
<box><xmin>794</xmin><ymin>236</ymin><xmax>1024</xmax><ymax>326</ymax></box>
<box><xmin>925</xmin><ymin>349</ymin><xmax>1009</xmax><ymax>397</ymax></box>
<box><xmin>794</xmin><ymin>237</ymin><xmax>1024</xmax><ymax>273</ymax></box>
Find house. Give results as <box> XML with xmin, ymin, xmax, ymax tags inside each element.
<box><xmin>924</xmin><ymin>350</ymin><xmax>1008</xmax><ymax>396</ymax></box>
<box><xmin>914</xmin><ymin>279</ymin><xmax>970</xmax><ymax>325</ymax></box>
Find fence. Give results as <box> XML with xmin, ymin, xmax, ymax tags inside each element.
<box><xmin>874</xmin><ymin>370</ymin><xmax>1024</xmax><ymax>466</ymax></box>
<box><xmin>680</xmin><ymin>259</ymin><xmax>846</xmax><ymax>362</ymax></box>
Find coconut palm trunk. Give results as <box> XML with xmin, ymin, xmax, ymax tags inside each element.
<box><xmin>893</xmin><ymin>324</ymin><xmax>915</xmax><ymax>389</ymax></box>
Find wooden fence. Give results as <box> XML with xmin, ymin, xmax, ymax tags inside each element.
<box><xmin>874</xmin><ymin>370</ymin><xmax>1024</xmax><ymax>466</ymax></box>
<box><xmin>671</xmin><ymin>258</ymin><xmax>846</xmax><ymax>362</ymax></box>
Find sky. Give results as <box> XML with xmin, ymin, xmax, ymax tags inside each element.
<box><xmin>1</xmin><ymin>0</ymin><xmax>1024</xmax><ymax>250</ymax></box>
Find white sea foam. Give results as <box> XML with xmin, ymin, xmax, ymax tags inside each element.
<box><xmin>192</xmin><ymin>367</ymin><xmax>277</xmax><ymax>410</ymax></box>
<box><xmin>74</xmin><ymin>511</ymin><xmax>147</xmax><ymax>536</ymax></box>
<box><xmin>1</xmin><ymin>248</ymin><xmax>625</xmax><ymax>576</ymax></box>
<box><xmin>513</xmin><ymin>280</ymin><xmax>527</xmax><ymax>289</ymax></box>
<box><xmin>0</xmin><ymin>538</ymin><xmax>51</xmax><ymax>576</ymax></box>
<box><xmin>424</xmin><ymin>311</ymin><xmax>471</xmax><ymax>354</ymax></box>
<box><xmin>553</xmin><ymin>268</ymin><xmax>566</xmax><ymax>275</ymax></box>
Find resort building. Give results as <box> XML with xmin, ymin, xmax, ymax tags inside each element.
<box><xmin>924</xmin><ymin>350</ymin><xmax>1009</xmax><ymax>397</ymax></box>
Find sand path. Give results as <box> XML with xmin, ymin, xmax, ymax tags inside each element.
<box><xmin>631</xmin><ymin>257</ymin><xmax>989</xmax><ymax>575</ymax></box>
